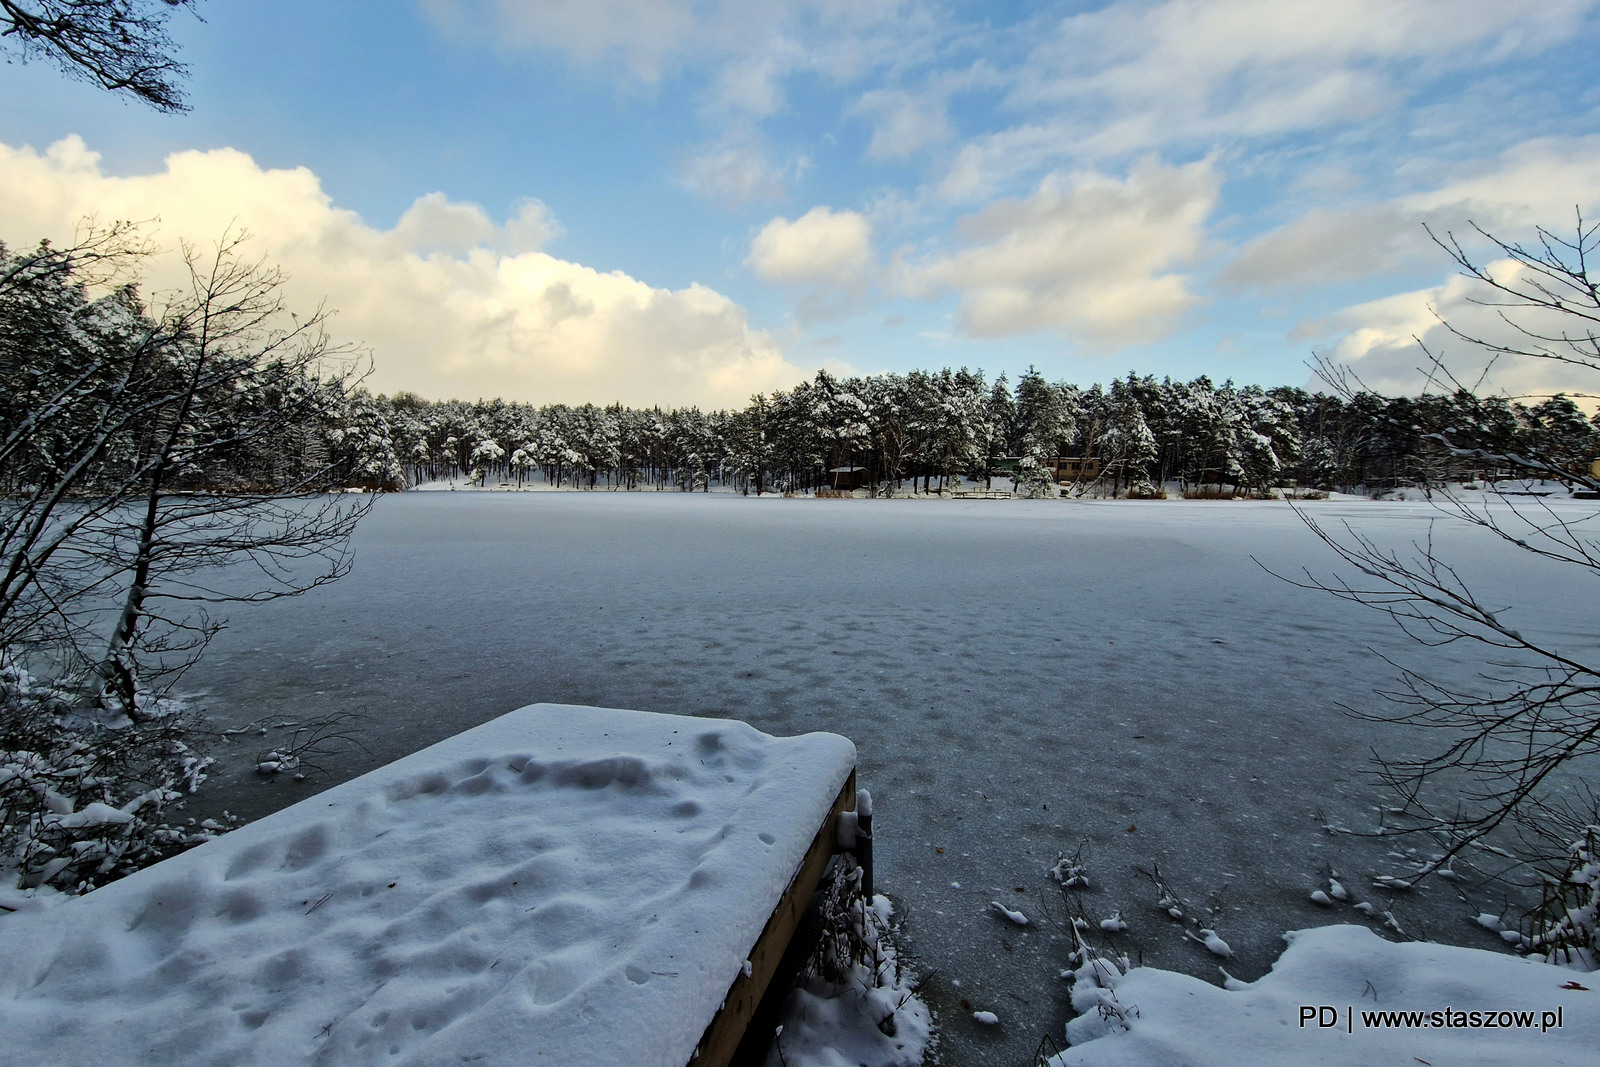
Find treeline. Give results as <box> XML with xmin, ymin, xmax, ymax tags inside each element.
<box><xmin>1</xmin><ymin>243</ymin><xmax>372</xmax><ymax>506</ymax></box>
<box><xmin>341</xmin><ymin>369</ymin><xmax>1600</xmax><ymax>497</ymax></box>
<box><xmin>8</xmin><ymin>225</ymin><xmax>1595</xmax><ymax>506</ymax></box>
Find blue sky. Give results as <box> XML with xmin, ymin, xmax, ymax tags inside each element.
<box><xmin>2</xmin><ymin>1</ymin><xmax>1599</xmax><ymax>407</ymax></box>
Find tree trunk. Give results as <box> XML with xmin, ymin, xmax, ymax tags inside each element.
<box><xmin>100</xmin><ymin>367</ymin><xmax>200</xmax><ymax>717</ymax></box>
<box><xmin>99</xmin><ymin>485</ymin><xmax>161</xmax><ymax>718</ymax></box>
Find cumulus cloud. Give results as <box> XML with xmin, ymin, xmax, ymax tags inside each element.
<box><xmin>0</xmin><ymin>136</ymin><xmax>807</xmax><ymax>408</ymax></box>
<box><xmin>897</xmin><ymin>156</ymin><xmax>1219</xmax><ymax>346</ymax></box>
<box><xmin>390</xmin><ymin>192</ymin><xmax>496</xmax><ymax>252</ymax></box>
<box><xmin>502</xmin><ymin>198</ymin><xmax>563</xmax><ymax>254</ymax></box>
<box><xmin>1225</xmin><ymin>136</ymin><xmax>1600</xmax><ymax>291</ymax></box>
<box><xmin>1298</xmin><ymin>258</ymin><xmax>1600</xmax><ymax>400</ymax></box>
<box><xmin>747</xmin><ymin>207</ymin><xmax>874</xmax><ymax>285</ymax></box>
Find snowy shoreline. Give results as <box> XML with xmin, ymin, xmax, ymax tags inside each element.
<box><xmin>407</xmin><ymin>470</ymin><xmax>1592</xmax><ymax>504</ymax></box>
<box><xmin>1053</xmin><ymin>924</ymin><xmax>1597</xmax><ymax>1066</ymax></box>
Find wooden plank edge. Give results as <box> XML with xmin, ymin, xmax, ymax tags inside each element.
<box><xmin>689</xmin><ymin>767</ymin><xmax>856</xmax><ymax>1067</ymax></box>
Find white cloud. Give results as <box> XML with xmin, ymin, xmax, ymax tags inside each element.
<box><xmin>747</xmin><ymin>206</ymin><xmax>874</xmax><ymax>285</ymax></box>
<box><xmin>1226</xmin><ymin>135</ymin><xmax>1600</xmax><ymax>290</ymax></box>
<box><xmin>1224</xmin><ymin>203</ymin><xmax>1426</xmax><ymax>289</ymax></box>
<box><xmin>1017</xmin><ymin>0</ymin><xmax>1593</xmax><ymax>134</ymax></box>
<box><xmin>845</xmin><ymin>61</ymin><xmax>1004</xmax><ymax>164</ymax></box>
<box><xmin>1224</xmin><ymin>133</ymin><xmax>1600</xmax><ymax>397</ymax></box>
<box><xmin>423</xmin><ymin>0</ymin><xmax>699</xmax><ymax>82</ymax></box>
<box><xmin>847</xmin><ymin>87</ymin><xmax>953</xmax><ymax>160</ymax></box>
<box><xmin>704</xmin><ymin>47</ymin><xmax>801</xmax><ymax>119</ymax></box>
<box><xmin>1405</xmin><ymin>136</ymin><xmax>1600</xmax><ymax>222</ymax></box>
<box><xmin>424</xmin><ymin>0</ymin><xmax>929</xmax><ymax>91</ymax></box>
<box><xmin>933</xmin><ymin>124</ymin><xmax>1058</xmax><ymax>203</ymax></box>
<box><xmin>0</xmin><ymin>136</ymin><xmax>807</xmax><ymax>408</ymax></box>
<box><xmin>420</xmin><ymin>0</ymin><xmax>1599</xmax><ymax>212</ymax></box>
<box><xmin>678</xmin><ymin>141</ymin><xmax>803</xmax><ymax>207</ymax></box>
<box><xmin>1298</xmin><ymin>257</ymin><xmax>1600</xmax><ymax>399</ymax></box>
<box><xmin>928</xmin><ymin>0</ymin><xmax>1598</xmax><ymax>200</ymax></box>
<box><xmin>503</xmin><ymin>198</ymin><xmax>563</xmax><ymax>254</ymax></box>
<box><xmin>897</xmin><ymin>156</ymin><xmax>1220</xmax><ymax>346</ymax></box>
<box><xmin>390</xmin><ymin>192</ymin><xmax>497</xmax><ymax>254</ymax></box>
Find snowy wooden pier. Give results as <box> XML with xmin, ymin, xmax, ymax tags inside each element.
<box><xmin>0</xmin><ymin>704</ymin><xmax>859</xmax><ymax>1067</ymax></box>
<box><xmin>692</xmin><ymin>766</ymin><xmax>856</xmax><ymax>1065</ymax></box>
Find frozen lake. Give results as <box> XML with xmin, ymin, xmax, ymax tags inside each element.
<box><xmin>180</xmin><ymin>491</ymin><xmax>1593</xmax><ymax>1066</ymax></box>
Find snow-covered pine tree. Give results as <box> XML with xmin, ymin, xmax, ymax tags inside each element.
<box><xmin>1099</xmin><ymin>380</ymin><xmax>1157</xmax><ymax>496</ymax></box>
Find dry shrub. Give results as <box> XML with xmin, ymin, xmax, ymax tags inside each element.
<box><xmin>1182</xmin><ymin>487</ymin><xmax>1237</xmax><ymax>500</ymax></box>
<box><xmin>1</xmin><ymin>667</ymin><xmax>217</xmax><ymax>894</ymax></box>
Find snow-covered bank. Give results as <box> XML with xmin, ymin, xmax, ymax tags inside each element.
<box><xmin>0</xmin><ymin>705</ymin><xmax>858</xmax><ymax>1066</ymax></box>
<box><xmin>767</xmin><ymin>885</ymin><xmax>932</xmax><ymax>1067</ymax></box>
<box><xmin>1052</xmin><ymin>924</ymin><xmax>1598</xmax><ymax>1066</ymax></box>
<box><xmin>408</xmin><ymin>469</ymin><xmax>1594</xmax><ymax>504</ymax></box>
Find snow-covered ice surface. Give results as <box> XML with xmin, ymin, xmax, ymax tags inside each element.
<box><xmin>0</xmin><ymin>704</ymin><xmax>855</xmax><ymax>1065</ymax></box>
<box><xmin>1052</xmin><ymin>924</ymin><xmax>1598</xmax><ymax>1066</ymax></box>
<box><xmin>176</xmin><ymin>491</ymin><xmax>1598</xmax><ymax>1065</ymax></box>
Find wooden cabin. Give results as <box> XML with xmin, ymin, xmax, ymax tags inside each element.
<box><xmin>991</xmin><ymin>456</ymin><xmax>1099</xmax><ymax>483</ymax></box>
<box><xmin>828</xmin><ymin>466</ymin><xmax>871</xmax><ymax>491</ymax></box>
<box><xmin>1048</xmin><ymin>456</ymin><xmax>1099</xmax><ymax>483</ymax></box>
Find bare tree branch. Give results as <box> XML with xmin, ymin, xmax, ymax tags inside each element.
<box><xmin>1290</xmin><ymin>214</ymin><xmax>1600</xmax><ymax>932</ymax></box>
<box><xmin>0</xmin><ymin>0</ymin><xmax>198</xmax><ymax>112</ymax></box>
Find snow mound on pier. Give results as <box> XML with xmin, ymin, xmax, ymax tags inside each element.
<box><xmin>0</xmin><ymin>704</ymin><xmax>856</xmax><ymax>1066</ymax></box>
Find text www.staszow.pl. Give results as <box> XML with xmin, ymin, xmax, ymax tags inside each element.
<box><xmin>1299</xmin><ymin>1005</ymin><xmax>1564</xmax><ymax>1033</ymax></box>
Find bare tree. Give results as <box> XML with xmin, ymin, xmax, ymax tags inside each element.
<box><xmin>0</xmin><ymin>221</ymin><xmax>177</xmax><ymax>670</ymax></box>
<box><xmin>91</xmin><ymin>230</ymin><xmax>371</xmax><ymax>716</ymax></box>
<box><xmin>1285</xmin><ymin>213</ymin><xmax>1600</xmax><ymax>957</ymax></box>
<box><xmin>0</xmin><ymin>0</ymin><xmax>198</xmax><ymax>112</ymax></box>
<box><xmin>0</xmin><ymin>222</ymin><xmax>371</xmax><ymax>717</ymax></box>
<box><xmin>0</xmin><ymin>222</ymin><xmax>374</xmax><ymax>893</ymax></box>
